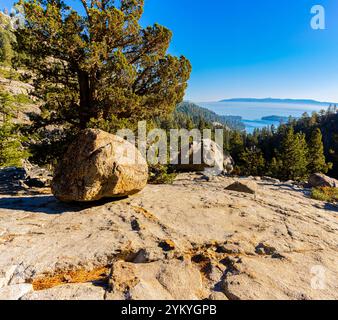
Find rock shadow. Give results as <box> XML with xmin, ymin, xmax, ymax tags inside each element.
<box><xmin>0</xmin><ymin>195</ymin><xmax>127</xmax><ymax>215</ymax></box>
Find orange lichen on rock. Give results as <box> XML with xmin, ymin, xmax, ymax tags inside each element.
<box><xmin>32</xmin><ymin>266</ymin><xmax>110</xmax><ymax>291</ymax></box>
<box><xmin>132</xmin><ymin>206</ymin><xmax>159</xmax><ymax>222</ymax></box>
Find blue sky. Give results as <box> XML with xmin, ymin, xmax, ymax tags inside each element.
<box><xmin>2</xmin><ymin>0</ymin><xmax>338</xmax><ymax>102</ymax></box>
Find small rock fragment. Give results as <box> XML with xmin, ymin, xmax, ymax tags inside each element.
<box><xmin>133</xmin><ymin>249</ymin><xmax>149</xmax><ymax>264</ymax></box>
<box><xmin>131</xmin><ymin>219</ymin><xmax>141</xmax><ymax>231</ymax></box>
<box><xmin>209</xmin><ymin>291</ymin><xmax>229</xmax><ymax>300</ymax></box>
<box><xmin>158</xmin><ymin>240</ymin><xmax>175</xmax><ymax>252</ymax></box>
<box><xmin>255</xmin><ymin>243</ymin><xmax>285</xmax><ymax>259</ymax></box>
<box><xmin>225</xmin><ymin>181</ymin><xmax>258</xmax><ymax>194</ymax></box>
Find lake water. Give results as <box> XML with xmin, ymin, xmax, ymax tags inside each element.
<box><xmin>198</xmin><ymin>101</ymin><xmax>330</xmax><ymax>133</ymax></box>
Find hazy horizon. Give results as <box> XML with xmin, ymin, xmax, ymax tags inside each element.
<box><xmin>194</xmin><ymin>97</ymin><xmax>338</xmax><ymax>104</ymax></box>
<box><xmin>198</xmin><ymin>99</ymin><xmax>330</xmax><ymax>133</ymax></box>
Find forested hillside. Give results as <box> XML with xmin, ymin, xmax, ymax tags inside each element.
<box><xmin>176</xmin><ymin>101</ymin><xmax>245</xmax><ymax>130</ymax></box>
<box><xmin>294</xmin><ymin>110</ymin><xmax>338</xmax><ymax>178</ymax></box>
<box><xmin>229</xmin><ymin>109</ymin><xmax>338</xmax><ymax>180</ymax></box>
<box><xmin>0</xmin><ymin>10</ymin><xmax>32</xmax><ymax>168</ymax></box>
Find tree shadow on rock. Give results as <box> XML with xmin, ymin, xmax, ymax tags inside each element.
<box><xmin>271</xmin><ymin>183</ymin><xmax>311</xmax><ymax>197</ymax></box>
<box><xmin>0</xmin><ymin>195</ymin><xmax>128</xmax><ymax>215</ymax></box>
<box><xmin>323</xmin><ymin>203</ymin><xmax>338</xmax><ymax>212</ymax></box>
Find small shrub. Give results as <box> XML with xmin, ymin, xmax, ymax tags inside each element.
<box><xmin>15</xmin><ymin>93</ymin><xmax>33</xmax><ymax>104</ymax></box>
<box><xmin>0</xmin><ymin>67</ymin><xmax>20</xmax><ymax>80</ymax></box>
<box><xmin>148</xmin><ymin>164</ymin><xmax>177</xmax><ymax>185</ymax></box>
<box><xmin>311</xmin><ymin>187</ymin><xmax>338</xmax><ymax>203</ymax></box>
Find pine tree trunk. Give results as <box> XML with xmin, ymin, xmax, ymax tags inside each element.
<box><xmin>78</xmin><ymin>70</ymin><xmax>91</xmax><ymax>129</ymax></box>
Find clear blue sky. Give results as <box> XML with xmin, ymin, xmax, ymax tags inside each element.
<box><xmin>2</xmin><ymin>0</ymin><xmax>338</xmax><ymax>102</ymax></box>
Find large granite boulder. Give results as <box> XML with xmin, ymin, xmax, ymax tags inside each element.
<box><xmin>308</xmin><ymin>173</ymin><xmax>338</xmax><ymax>188</ymax></box>
<box><xmin>174</xmin><ymin>139</ymin><xmax>234</xmax><ymax>175</ymax></box>
<box><xmin>52</xmin><ymin>129</ymin><xmax>148</xmax><ymax>202</ymax></box>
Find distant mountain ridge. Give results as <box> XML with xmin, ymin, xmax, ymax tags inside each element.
<box><xmin>219</xmin><ymin>98</ymin><xmax>335</xmax><ymax>105</ymax></box>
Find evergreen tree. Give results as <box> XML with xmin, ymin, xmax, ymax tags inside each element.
<box><xmin>186</xmin><ymin>117</ymin><xmax>194</xmax><ymax>130</ymax></box>
<box><xmin>0</xmin><ymin>116</ymin><xmax>29</xmax><ymax>167</ymax></box>
<box><xmin>309</xmin><ymin>112</ymin><xmax>319</xmax><ymax>126</ymax></box>
<box><xmin>0</xmin><ymin>89</ymin><xmax>16</xmax><ymax>118</ymax></box>
<box><xmin>16</xmin><ymin>0</ymin><xmax>191</xmax><ymax>130</ymax></box>
<box><xmin>0</xmin><ymin>87</ymin><xmax>29</xmax><ymax>167</ymax></box>
<box><xmin>268</xmin><ymin>157</ymin><xmax>282</xmax><ymax>177</ymax></box>
<box><xmin>0</xmin><ymin>12</ymin><xmax>15</xmax><ymax>65</ymax></box>
<box><xmin>198</xmin><ymin>116</ymin><xmax>207</xmax><ymax>130</ymax></box>
<box><xmin>0</xmin><ymin>31</ymin><xmax>14</xmax><ymax>65</ymax></box>
<box><xmin>229</xmin><ymin>131</ymin><xmax>245</xmax><ymax>162</ymax></box>
<box><xmin>308</xmin><ymin>128</ymin><xmax>331</xmax><ymax>174</ymax></box>
<box><xmin>279</xmin><ymin>128</ymin><xmax>309</xmax><ymax>181</ymax></box>
<box><xmin>239</xmin><ymin>147</ymin><xmax>265</xmax><ymax>176</ymax></box>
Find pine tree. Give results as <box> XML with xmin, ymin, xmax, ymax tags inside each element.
<box><xmin>308</xmin><ymin>128</ymin><xmax>332</xmax><ymax>174</ymax></box>
<box><xmin>0</xmin><ymin>87</ymin><xmax>29</xmax><ymax>167</ymax></box>
<box><xmin>186</xmin><ymin>117</ymin><xmax>194</xmax><ymax>131</ymax></box>
<box><xmin>16</xmin><ymin>0</ymin><xmax>191</xmax><ymax>130</ymax></box>
<box><xmin>239</xmin><ymin>147</ymin><xmax>265</xmax><ymax>176</ymax></box>
<box><xmin>0</xmin><ymin>116</ymin><xmax>29</xmax><ymax>167</ymax></box>
<box><xmin>230</xmin><ymin>131</ymin><xmax>244</xmax><ymax>156</ymax></box>
<box><xmin>0</xmin><ymin>89</ymin><xmax>16</xmax><ymax>118</ymax></box>
<box><xmin>268</xmin><ymin>157</ymin><xmax>282</xmax><ymax>178</ymax></box>
<box><xmin>309</xmin><ymin>112</ymin><xmax>319</xmax><ymax>126</ymax></box>
<box><xmin>279</xmin><ymin>127</ymin><xmax>309</xmax><ymax>181</ymax></box>
<box><xmin>0</xmin><ymin>12</ymin><xmax>15</xmax><ymax>65</ymax></box>
<box><xmin>0</xmin><ymin>32</ymin><xmax>14</xmax><ymax>65</ymax></box>
<box><xmin>198</xmin><ymin>117</ymin><xmax>207</xmax><ymax>130</ymax></box>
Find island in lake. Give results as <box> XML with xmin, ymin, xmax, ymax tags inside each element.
<box><xmin>261</xmin><ymin>115</ymin><xmax>290</xmax><ymax>123</ymax></box>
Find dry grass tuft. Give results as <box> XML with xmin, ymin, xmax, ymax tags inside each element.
<box><xmin>32</xmin><ymin>266</ymin><xmax>110</xmax><ymax>291</ymax></box>
<box><xmin>311</xmin><ymin>187</ymin><xmax>338</xmax><ymax>203</ymax></box>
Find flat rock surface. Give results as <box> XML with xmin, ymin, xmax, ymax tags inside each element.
<box><xmin>0</xmin><ymin>174</ymin><xmax>337</xmax><ymax>300</ymax></box>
